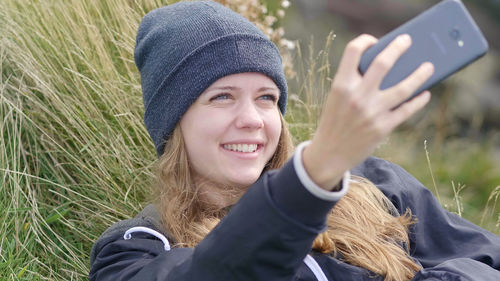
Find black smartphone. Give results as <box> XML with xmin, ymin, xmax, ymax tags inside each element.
<box><xmin>358</xmin><ymin>0</ymin><xmax>488</xmax><ymax>99</ymax></box>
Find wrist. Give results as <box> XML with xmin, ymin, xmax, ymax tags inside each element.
<box><xmin>302</xmin><ymin>143</ymin><xmax>346</xmax><ymax>191</ymax></box>
<box><xmin>294</xmin><ymin>141</ymin><xmax>350</xmax><ymax>201</ymax></box>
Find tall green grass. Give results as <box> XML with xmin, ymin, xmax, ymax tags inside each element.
<box><xmin>0</xmin><ymin>0</ymin><xmax>498</xmax><ymax>280</ymax></box>
<box><xmin>1</xmin><ymin>0</ymin><xmax>161</xmax><ymax>279</ymax></box>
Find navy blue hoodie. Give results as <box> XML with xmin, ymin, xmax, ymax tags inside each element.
<box><xmin>89</xmin><ymin>156</ymin><xmax>500</xmax><ymax>280</ymax></box>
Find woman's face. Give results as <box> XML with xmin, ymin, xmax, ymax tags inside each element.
<box><xmin>180</xmin><ymin>72</ymin><xmax>282</xmax><ymax>189</ymax></box>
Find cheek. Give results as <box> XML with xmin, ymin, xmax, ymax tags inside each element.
<box><xmin>180</xmin><ymin>122</ymin><xmax>218</xmax><ymax>178</ymax></box>
<box><xmin>181</xmin><ymin>106</ymin><xmax>219</xmax><ymax>139</ymax></box>
<box><xmin>266</xmin><ymin>111</ymin><xmax>282</xmax><ymax>147</ymax></box>
<box><xmin>180</xmin><ymin>109</ymin><xmax>228</xmax><ymax>160</ymax></box>
<box><xmin>180</xmin><ymin>111</ymin><xmax>206</xmax><ymax>163</ymax></box>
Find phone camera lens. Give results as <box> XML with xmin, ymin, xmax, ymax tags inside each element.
<box><xmin>450</xmin><ymin>28</ymin><xmax>460</xmax><ymax>40</ymax></box>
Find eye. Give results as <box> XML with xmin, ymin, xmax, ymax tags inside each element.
<box><xmin>258</xmin><ymin>94</ymin><xmax>278</xmax><ymax>102</ymax></box>
<box><xmin>210</xmin><ymin>93</ymin><xmax>232</xmax><ymax>101</ymax></box>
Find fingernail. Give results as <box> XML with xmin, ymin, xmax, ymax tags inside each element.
<box><xmin>423</xmin><ymin>62</ymin><xmax>434</xmax><ymax>72</ymax></box>
<box><xmin>399</xmin><ymin>34</ymin><xmax>411</xmax><ymax>43</ymax></box>
<box><xmin>423</xmin><ymin>91</ymin><xmax>432</xmax><ymax>101</ymax></box>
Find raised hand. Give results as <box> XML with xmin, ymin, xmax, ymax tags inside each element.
<box><xmin>302</xmin><ymin>34</ymin><xmax>434</xmax><ymax>190</ymax></box>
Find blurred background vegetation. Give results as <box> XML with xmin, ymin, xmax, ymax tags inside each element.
<box><xmin>277</xmin><ymin>0</ymin><xmax>500</xmax><ymax>232</ymax></box>
<box><xmin>0</xmin><ymin>0</ymin><xmax>498</xmax><ymax>280</ymax></box>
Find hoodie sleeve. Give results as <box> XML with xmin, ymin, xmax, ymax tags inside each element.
<box><xmin>353</xmin><ymin>157</ymin><xmax>500</xmax><ymax>281</ymax></box>
<box><xmin>89</xmin><ymin>158</ymin><xmax>341</xmax><ymax>281</ymax></box>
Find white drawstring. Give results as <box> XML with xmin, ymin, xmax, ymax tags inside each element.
<box><xmin>123</xmin><ymin>226</ymin><xmax>171</xmax><ymax>251</ymax></box>
<box><xmin>304</xmin><ymin>254</ymin><xmax>329</xmax><ymax>281</ymax></box>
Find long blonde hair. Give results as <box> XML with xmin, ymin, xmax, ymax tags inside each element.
<box><xmin>155</xmin><ymin>117</ymin><xmax>421</xmax><ymax>280</ymax></box>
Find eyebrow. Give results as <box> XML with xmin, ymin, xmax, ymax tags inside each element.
<box><xmin>206</xmin><ymin>86</ymin><xmax>279</xmax><ymax>92</ymax></box>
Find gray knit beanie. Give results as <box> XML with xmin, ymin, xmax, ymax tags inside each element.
<box><xmin>134</xmin><ymin>1</ymin><xmax>288</xmax><ymax>157</ymax></box>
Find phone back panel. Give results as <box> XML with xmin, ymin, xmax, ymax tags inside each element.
<box><xmin>358</xmin><ymin>0</ymin><xmax>488</xmax><ymax>98</ymax></box>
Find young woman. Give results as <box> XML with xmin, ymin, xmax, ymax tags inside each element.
<box><xmin>89</xmin><ymin>1</ymin><xmax>500</xmax><ymax>280</ymax></box>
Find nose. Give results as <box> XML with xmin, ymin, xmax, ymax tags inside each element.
<box><xmin>234</xmin><ymin>101</ymin><xmax>264</xmax><ymax>129</ymax></box>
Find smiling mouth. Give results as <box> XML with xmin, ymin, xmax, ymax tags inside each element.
<box><xmin>222</xmin><ymin>144</ymin><xmax>259</xmax><ymax>153</ymax></box>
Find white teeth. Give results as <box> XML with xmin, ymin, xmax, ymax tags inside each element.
<box><xmin>223</xmin><ymin>144</ymin><xmax>258</xmax><ymax>153</ymax></box>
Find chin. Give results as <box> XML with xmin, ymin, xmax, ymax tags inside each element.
<box><xmin>227</xmin><ymin>174</ymin><xmax>260</xmax><ymax>189</ymax></box>
<box><xmin>223</xmin><ymin>164</ymin><xmax>262</xmax><ymax>183</ymax></box>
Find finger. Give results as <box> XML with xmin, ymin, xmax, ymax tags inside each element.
<box><xmin>362</xmin><ymin>34</ymin><xmax>412</xmax><ymax>89</ymax></box>
<box><xmin>384</xmin><ymin>62</ymin><xmax>434</xmax><ymax>109</ymax></box>
<box><xmin>336</xmin><ymin>34</ymin><xmax>378</xmax><ymax>81</ymax></box>
<box><xmin>385</xmin><ymin>91</ymin><xmax>431</xmax><ymax>129</ymax></box>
